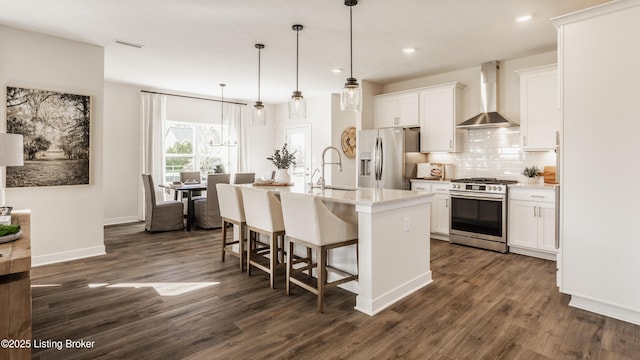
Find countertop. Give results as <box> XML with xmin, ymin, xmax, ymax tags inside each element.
<box><xmin>241</xmin><ymin>183</ymin><xmax>433</xmax><ymax>207</ymax></box>
<box><xmin>509</xmin><ymin>182</ymin><xmax>560</xmax><ymax>190</ymax></box>
<box><xmin>410</xmin><ymin>178</ymin><xmax>451</xmax><ymax>183</ymax></box>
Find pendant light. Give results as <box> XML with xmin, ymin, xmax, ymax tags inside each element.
<box><xmin>252</xmin><ymin>43</ymin><xmax>267</xmax><ymax>125</ymax></box>
<box><xmin>288</xmin><ymin>24</ymin><xmax>306</xmax><ymax>119</ymax></box>
<box><xmin>220</xmin><ymin>83</ymin><xmax>226</xmax><ymax>145</ymax></box>
<box><xmin>340</xmin><ymin>0</ymin><xmax>361</xmax><ymax>112</ymax></box>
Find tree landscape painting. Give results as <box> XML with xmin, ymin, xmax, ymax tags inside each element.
<box><xmin>6</xmin><ymin>86</ymin><xmax>90</xmax><ymax>187</ymax></box>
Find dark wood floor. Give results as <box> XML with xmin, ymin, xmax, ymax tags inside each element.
<box><xmin>29</xmin><ymin>223</ymin><xmax>640</xmax><ymax>360</ymax></box>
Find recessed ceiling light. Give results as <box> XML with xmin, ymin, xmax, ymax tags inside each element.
<box><xmin>516</xmin><ymin>15</ymin><xmax>532</xmax><ymax>23</ymax></box>
<box><xmin>115</xmin><ymin>40</ymin><xmax>143</xmax><ymax>48</ymax></box>
<box><xmin>402</xmin><ymin>47</ymin><xmax>416</xmax><ymax>54</ymax></box>
<box><xmin>331</xmin><ymin>68</ymin><xmax>343</xmax><ymax>74</ymax></box>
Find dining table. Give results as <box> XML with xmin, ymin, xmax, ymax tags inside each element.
<box><xmin>159</xmin><ymin>182</ymin><xmax>207</xmax><ymax>231</ymax></box>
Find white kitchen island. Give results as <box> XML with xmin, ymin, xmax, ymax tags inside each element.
<box><xmin>241</xmin><ymin>183</ymin><xmax>433</xmax><ymax>316</ymax></box>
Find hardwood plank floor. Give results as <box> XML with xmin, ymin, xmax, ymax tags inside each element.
<box><xmin>28</xmin><ymin>222</ymin><xmax>640</xmax><ymax>359</ymax></box>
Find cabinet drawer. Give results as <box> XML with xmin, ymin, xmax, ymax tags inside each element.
<box><xmin>509</xmin><ymin>189</ymin><xmax>555</xmax><ymax>203</ymax></box>
<box><xmin>411</xmin><ymin>182</ymin><xmax>431</xmax><ymax>192</ymax></box>
<box><xmin>432</xmin><ymin>184</ymin><xmax>450</xmax><ymax>193</ymax></box>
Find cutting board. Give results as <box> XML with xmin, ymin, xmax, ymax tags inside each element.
<box><xmin>543</xmin><ymin>166</ymin><xmax>557</xmax><ymax>184</ymax></box>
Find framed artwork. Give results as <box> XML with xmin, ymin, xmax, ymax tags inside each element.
<box><xmin>5</xmin><ymin>86</ymin><xmax>91</xmax><ymax>187</ymax></box>
<box><xmin>341</xmin><ymin>126</ymin><xmax>356</xmax><ymax>159</ymax></box>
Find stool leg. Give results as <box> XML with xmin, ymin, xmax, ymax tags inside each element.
<box><xmin>269</xmin><ymin>233</ymin><xmax>277</xmax><ymax>289</ymax></box>
<box><xmin>317</xmin><ymin>247</ymin><xmax>325</xmax><ymax>313</ymax></box>
<box><xmin>247</xmin><ymin>229</ymin><xmax>253</xmax><ymax>276</ymax></box>
<box><xmin>306</xmin><ymin>247</ymin><xmax>313</xmax><ymax>276</ymax></box>
<box><xmin>286</xmin><ymin>239</ymin><xmax>294</xmax><ymax>295</ymax></box>
<box><xmin>239</xmin><ymin>223</ymin><xmax>245</xmax><ymax>272</ymax></box>
<box><xmin>221</xmin><ymin>220</ymin><xmax>227</xmax><ymax>262</ymax></box>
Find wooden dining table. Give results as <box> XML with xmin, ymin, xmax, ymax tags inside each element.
<box><xmin>160</xmin><ymin>183</ymin><xmax>207</xmax><ymax>231</ymax></box>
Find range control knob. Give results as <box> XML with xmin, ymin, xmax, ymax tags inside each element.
<box><xmin>498</xmin><ymin>186</ymin><xmax>503</xmax><ymax>191</ymax></box>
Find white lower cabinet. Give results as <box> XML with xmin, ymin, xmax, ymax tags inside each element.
<box><xmin>508</xmin><ymin>187</ymin><xmax>557</xmax><ymax>260</ymax></box>
<box><xmin>411</xmin><ymin>180</ymin><xmax>449</xmax><ymax>240</ymax></box>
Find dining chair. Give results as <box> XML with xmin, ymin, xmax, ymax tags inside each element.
<box><xmin>280</xmin><ymin>192</ymin><xmax>358</xmax><ymax>313</ymax></box>
<box><xmin>232</xmin><ymin>172</ymin><xmax>256</xmax><ymax>184</ymax></box>
<box><xmin>193</xmin><ymin>173</ymin><xmax>230</xmax><ymax>229</ymax></box>
<box><xmin>141</xmin><ymin>174</ymin><xmax>184</xmax><ymax>232</ymax></box>
<box><xmin>179</xmin><ymin>171</ymin><xmax>204</xmax><ymax>205</ymax></box>
<box><xmin>216</xmin><ymin>183</ymin><xmax>247</xmax><ymax>271</ymax></box>
<box><xmin>241</xmin><ymin>186</ymin><xmax>286</xmax><ymax>289</ymax></box>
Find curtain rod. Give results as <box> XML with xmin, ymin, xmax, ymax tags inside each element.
<box><xmin>140</xmin><ymin>90</ymin><xmax>247</xmax><ymax>106</ymax></box>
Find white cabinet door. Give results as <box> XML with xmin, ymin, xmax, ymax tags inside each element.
<box><xmin>396</xmin><ymin>93</ymin><xmax>420</xmax><ymax>127</ymax></box>
<box><xmin>374</xmin><ymin>92</ymin><xmax>420</xmax><ymax>128</ymax></box>
<box><xmin>433</xmin><ymin>194</ymin><xmax>450</xmax><ymax>235</ymax></box>
<box><xmin>508</xmin><ymin>199</ymin><xmax>538</xmax><ymax>249</ymax></box>
<box><xmin>517</xmin><ymin>65</ymin><xmax>560</xmax><ymax>151</ymax></box>
<box><xmin>538</xmin><ymin>202</ymin><xmax>557</xmax><ymax>252</ymax></box>
<box><xmin>374</xmin><ymin>95</ymin><xmax>398</xmax><ymax>128</ymax></box>
<box><xmin>420</xmin><ymin>83</ymin><xmax>463</xmax><ymax>152</ymax></box>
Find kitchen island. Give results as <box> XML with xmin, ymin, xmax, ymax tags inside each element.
<box><xmin>241</xmin><ymin>183</ymin><xmax>433</xmax><ymax>316</ymax></box>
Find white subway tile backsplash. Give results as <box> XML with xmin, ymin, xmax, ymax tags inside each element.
<box><xmin>429</xmin><ymin>127</ymin><xmax>556</xmax><ymax>181</ymax></box>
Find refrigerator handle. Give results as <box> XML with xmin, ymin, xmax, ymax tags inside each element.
<box><xmin>376</xmin><ymin>136</ymin><xmax>383</xmax><ymax>181</ymax></box>
<box><xmin>373</xmin><ymin>137</ymin><xmax>379</xmax><ymax>180</ymax></box>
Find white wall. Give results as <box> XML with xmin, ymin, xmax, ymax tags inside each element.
<box><xmin>104</xmin><ymin>82</ymin><xmax>140</xmax><ymax>225</ymax></box>
<box><xmin>0</xmin><ymin>25</ymin><xmax>105</xmax><ymax>265</ymax></box>
<box><xmin>331</xmin><ymin>94</ymin><xmax>356</xmax><ymax>186</ymax></box>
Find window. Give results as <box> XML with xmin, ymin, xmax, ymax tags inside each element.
<box><xmin>164</xmin><ymin>121</ymin><xmax>237</xmax><ymax>183</ymax></box>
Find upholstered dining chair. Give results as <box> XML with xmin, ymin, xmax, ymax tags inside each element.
<box><xmin>141</xmin><ymin>174</ymin><xmax>184</xmax><ymax>232</ymax></box>
<box><xmin>216</xmin><ymin>183</ymin><xmax>247</xmax><ymax>271</ymax></box>
<box><xmin>241</xmin><ymin>187</ymin><xmax>286</xmax><ymax>289</ymax></box>
<box><xmin>280</xmin><ymin>192</ymin><xmax>359</xmax><ymax>313</ymax></box>
<box><xmin>232</xmin><ymin>172</ymin><xmax>256</xmax><ymax>184</ymax></box>
<box><xmin>193</xmin><ymin>173</ymin><xmax>230</xmax><ymax>229</ymax></box>
<box><xmin>179</xmin><ymin>171</ymin><xmax>203</xmax><ymax>212</ymax></box>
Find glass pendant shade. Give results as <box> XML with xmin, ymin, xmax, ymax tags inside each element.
<box><xmin>252</xmin><ymin>43</ymin><xmax>267</xmax><ymax>126</ymax></box>
<box><xmin>288</xmin><ymin>91</ymin><xmax>306</xmax><ymax>119</ymax></box>
<box><xmin>252</xmin><ymin>101</ymin><xmax>266</xmax><ymax>125</ymax></box>
<box><xmin>340</xmin><ymin>78</ymin><xmax>362</xmax><ymax>112</ymax></box>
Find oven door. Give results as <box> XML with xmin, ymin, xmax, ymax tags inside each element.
<box><xmin>449</xmin><ymin>192</ymin><xmax>506</xmax><ymax>243</ymax></box>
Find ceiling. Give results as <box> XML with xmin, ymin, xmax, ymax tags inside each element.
<box><xmin>0</xmin><ymin>0</ymin><xmax>610</xmax><ymax>104</ymax></box>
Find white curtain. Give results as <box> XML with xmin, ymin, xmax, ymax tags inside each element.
<box><xmin>139</xmin><ymin>92</ymin><xmax>167</xmax><ymax>220</ymax></box>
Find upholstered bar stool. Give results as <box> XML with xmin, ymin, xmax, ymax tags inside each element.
<box><xmin>280</xmin><ymin>192</ymin><xmax>359</xmax><ymax>313</ymax></box>
<box><xmin>240</xmin><ymin>187</ymin><xmax>286</xmax><ymax>289</ymax></box>
<box><xmin>216</xmin><ymin>183</ymin><xmax>247</xmax><ymax>271</ymax></box>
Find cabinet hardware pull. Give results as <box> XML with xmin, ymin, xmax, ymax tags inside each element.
<box><xmin>449</xmin><ymin>139</ymin><xmax>453</xmax><ymax>148</ymax></box>
<box><xmin>446</xmin><ymin>199</ymin><xmax>449</xmax><ymax>208</ymax></box>
<box><xmin>531</xmin><ymin>195</ymin><xmax>545</xmax><ymax>198</ymax></box>
<box><xmin>523</xmin><ymin>136</ymin><xmax>527</xmax><ymax>146</ymax></box>
<box><xmin>533</xmin><ymin>206</ymin><xmax>537</xmax><ymax>217</ymax></box>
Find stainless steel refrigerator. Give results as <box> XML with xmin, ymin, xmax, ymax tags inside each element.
<box><xmin>357</xmin><ymin>127</ymin><xmax>423</xmax><ymax>190</ymax></box>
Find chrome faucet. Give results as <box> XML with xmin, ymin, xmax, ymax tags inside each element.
<box><xmin>320</xmin><ymin>146</ymin><xmax>343</xmax><ymax>190</ymax></box>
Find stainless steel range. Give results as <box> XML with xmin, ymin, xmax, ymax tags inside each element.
<box><xmin>449</xmin><ymin>178</ymin><xmax>518</xmax><ymax>253</ymax></box>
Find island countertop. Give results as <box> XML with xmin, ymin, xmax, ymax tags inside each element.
<box><xmin>243</xmin><ymin>182</ymin><xmax>433</xmax><ymax>207</ymax></box>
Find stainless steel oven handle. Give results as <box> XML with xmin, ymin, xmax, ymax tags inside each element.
<box><xmin>450</xmin><ymin>193</ymin><xmax>505</xmax><ymax>201</ymax></box>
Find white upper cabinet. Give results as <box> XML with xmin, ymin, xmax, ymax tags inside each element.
<box><xmin>517</xmin><ymin>64</ymin><xmax>560</xmax><ymax>151</ymax></box>
<box><xmin>374</xmin><ymin>92</ymin><xmax>420</xmax><ymax>128</ymax></box>
<box><xmin>419</xmin><ymin>82</ymin><xmax>464</xmax><ymax>152</ymax></box>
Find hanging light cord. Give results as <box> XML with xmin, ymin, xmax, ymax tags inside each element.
<box><xmin>349</xmin><ymin>4</ymin><xmax>353</xmax><ymax>79</ymax></box>
<box><xmin>295</xmin><ymin>28</ymin><xmax>300</xmax><ymax>92</ymax></box>
<box><xmin>257</xmin><ymin>47</ymin><xmax>262</xmax><ymax>101</ymax></box>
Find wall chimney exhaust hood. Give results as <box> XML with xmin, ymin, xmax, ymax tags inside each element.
<box><xmin>457</xmin><ymin>61</ymin><xmax>516</xmax><ymax>129</ymax></box>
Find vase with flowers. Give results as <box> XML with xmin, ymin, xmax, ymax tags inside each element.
<box><xmin>267</xmin><ymin>143</ymin><xmax>297</xmax><ymax>184</ymax></box>
<box><xmin>522</xmin><ymin>166</ymin><xmax>541</xmax><ymax>184</ymax></box>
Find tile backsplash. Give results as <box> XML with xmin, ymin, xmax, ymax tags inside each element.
<box><xmin>428</xmin><ymin>127</ymin><xmax>556</xmax><ymax>181</ymax></box>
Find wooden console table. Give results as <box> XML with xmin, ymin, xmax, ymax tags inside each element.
<box><xmin>0</xmin><ymin>210</ymin><xmax>31</xmax><ymax>360</ymax></box>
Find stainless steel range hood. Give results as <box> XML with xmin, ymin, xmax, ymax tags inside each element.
<box><xmin>457</xmin><ymin>61</ymin><xmax>516</xmax><ymax>129</ymax></box>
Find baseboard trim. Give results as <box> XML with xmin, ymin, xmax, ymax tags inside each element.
<box><xmin>32</xmin><ymin>246</ymin><xmax>106</xmax><ymax>267</ymax></box>
<box><xmin>104</xmin><ymin>216</ymin><xmax>140</xmax><ymax>226</ymax></box>
<box><xmin>569</xmin><ymin>294</ymin><xmax>640</xmax><ymax>326</ymax></box>
<box><xmin>355</xmin><ymin>271</ymin><xmax>433</xmax><ymax>316</ymax></box>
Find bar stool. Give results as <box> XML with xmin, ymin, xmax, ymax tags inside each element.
<box><xmin>216</xmin><ymin>183</ymin><xmax>247</xmax><ymax>271</ymax></box>
<box><xmin>280</xmin><ymin>192</ymin><xmax>358</xmax><ymax>313</ymax></box>
<box><xmin>240</xmin><ymin>187</ymin><xmax>286</xmax><ymax>289</ymax></box>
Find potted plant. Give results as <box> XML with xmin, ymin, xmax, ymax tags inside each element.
<box><xmin>267</xmin><ymin>143</ymin><xmax>297</xmax><ymax>184</ymax></box>
<box><xmin>522</xmin><ymin>166</ymin><xmax>541</xmax><ymax>184</ymax></box>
